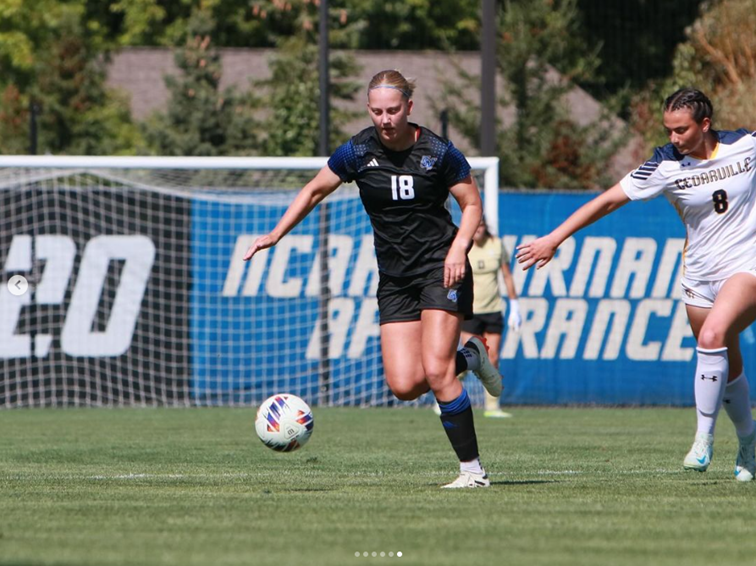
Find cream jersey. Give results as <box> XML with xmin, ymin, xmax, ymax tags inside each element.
<box><xmin>468</xmin><ymin>236</ymin><xmax>509</xmax><ymax>314</ymax></box>
<box><xmin>619</xmin><ymin>129</ymin><xmax>756</xmax><ymax>281</ymax></box>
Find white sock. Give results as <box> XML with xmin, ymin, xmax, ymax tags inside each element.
<box><xmin>694</xmin><ymin>347</ymin><xmax>729</xmax><ymax>435</ymax></box>
<box><xmin>460</xmin><ymin>457</ymin><xmax>484</xmax><ymax>475</ymax></box>
<box><xmin>722</xmin><ymin>371</ymin><xmax>755</xmax><ymax>438</ymax></box>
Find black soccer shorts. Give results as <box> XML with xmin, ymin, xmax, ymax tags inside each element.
<box><xmin>377</xmin><ymin>265</ymin><xmax>473</xmax><ymax>324</ymax></box>
<box><xmin>460</xmin><ymin>312</ymin><xmax>504</xmax><ymax>336</ymax></box>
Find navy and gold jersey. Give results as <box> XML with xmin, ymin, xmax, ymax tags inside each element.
<box><xmin>328</xmin><ymin>124</ymin><xmax>472</xmax><ymax>276</ymax></box>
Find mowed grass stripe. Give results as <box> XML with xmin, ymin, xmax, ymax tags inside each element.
<box><xmin>1</xmin><ymin>407</ymin><xmax>755</xmax><ymax>566</ymax></box>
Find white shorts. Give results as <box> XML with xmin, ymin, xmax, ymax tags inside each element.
<box><xmin>680</xmin><ymin>268</ymin><xmax>756</xmax><ymax>308</ymax></box>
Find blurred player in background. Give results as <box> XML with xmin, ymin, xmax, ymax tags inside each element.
<box><xmin>517</xmin><ymin>87</ymin><xmax>756</xmax><ymax>481</ymax></box>
<box><xmin>460</xmin><ymin>217</ymin><xmax>521</xmax><ymax>418</ymax></box>
<box><xmin>243</xmin><ymin>69</ymin><xmax>503</xmax><ymax>488</ymax></box>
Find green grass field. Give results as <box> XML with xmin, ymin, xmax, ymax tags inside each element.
<box><xmin>1</xmin><ymin>407</ymin><xmax>755</xmax><ymax>566</ymax></box>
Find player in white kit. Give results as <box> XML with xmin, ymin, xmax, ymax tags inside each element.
<box><xmin>515</xmin><ymin>88</ymin><xmax>756</xmax><ymax>481</ymax></box>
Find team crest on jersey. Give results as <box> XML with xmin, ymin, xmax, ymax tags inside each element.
<box><xmin>447</xmin><ymin>289</ymin><xmax>458</xmax><ymax>302</ymax></box>
<box><xmin>420</xmin><ymin>156</ymin><xmax>437</xmax><ymax>170</ymax></box>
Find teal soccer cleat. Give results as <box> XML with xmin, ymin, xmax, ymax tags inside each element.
<box><xmin>683</xmin><ymin>432</ymin><xmax>714</xmax><ymax>472</ymax></box>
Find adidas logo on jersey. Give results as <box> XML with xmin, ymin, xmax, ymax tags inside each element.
<box><xmin>366</xmin><ymin>158</ymin><xmax>379</xmax><ymax>167</ymax></box>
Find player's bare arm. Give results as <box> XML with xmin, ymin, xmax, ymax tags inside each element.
<box><xmin>446</xmin><ymin>175</ymin><xmax>483</xmax><ymax>288</ymax></box>
<box><xmin>243</xmin><ymin>166</ymin><xmax>342</xmax><ymax>261</ymax></box>
<box><xmin>516</xmin><ymin>183</ymin><xmax>630</xmax><ymax>270</ymax></box>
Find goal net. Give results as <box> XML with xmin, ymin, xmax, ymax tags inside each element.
<box><xmin>0</xmin><ymin>156</ymin><xmax>499</xmax><ymax>408</ymax></box>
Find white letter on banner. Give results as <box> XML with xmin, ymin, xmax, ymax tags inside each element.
<box><xmin>61</xmin><ymin>235</ymin><xmax>155</xmax><ymax>357</ymax></box>
<box><xmin>527</xmin><ymin>237</ymin><xmax>575</xmax><ymax>297</ymax></box>
<box><xmin>662</xmin><ymin>300</ymin><xmax>695</xmax><ymax>361</ymax></box>
<box><xmin>625</xmin><ymin>299</ymin><xmax>672</xmax><ymax>361</ymax></box>
<box><xmin>4</xmin><ymin>234</ymin><xmax>32</xmax><ymax>271</ymax></box>
<box><xmin>502</xmin><ymin>298</ymin><xmax>548</xmax><ymax>359</ymax></box>
<box><xmin>222</xmin><ymin>235</ymin><xmax>270</xmax><ymax>297</ymax></box>
<box><xmin>569</xmin><ymin>237</ymin><xmax>616</xmax><ymax>297</ymax></box>
<box><xmin>266</xmin><ymin>235</ymin><xmax>312</xmax><ymax>298</ymax></box>
<box><xmin>305</xmin><ymin>235</ymin><xmax>353</xmax><ymax>297</ymax></box>
<box><xmin>0</xmin><ymin>235</ymin><xmax>33</xmax><ymax>358</ymax></box>
<box><xmin>306</xmin><ymin>298</ymin><xmax>354</xmax><ymax>359</ymax></box>
<box><xmin>241</xmin><ymin>247</ymin><xmax>270</xmax><ymax>296</ymax></box>
<box><xmin>34</xmin><ymin>236</ymin><xmax>77</xmax><ymax>357</ymax></box>
<box><xmin>583</xmin><ymin>299</ymin><xmax>630</xmax><ymax>360</ymax></box>
<box><xmin>651</xmin><ymin>238</ymin><xmax>684</xmax><ymax>298</ymax></box>
<box><xmin>0</xmin><ymin>289</ymin><xmax>31</xmax><ymax>358</ymax></box>
<box><xmin>223</xmin><ymin>235</ymin><xmax>254</xmax><ymax>296</ymax></box>
<box><xmin>348</xmin><ymin>236</ymin><xmax>379</xmax><ymax>297</ymax></box>
<box><xmin>540</xmin><ymin>299</ymin><xmax>587</xmax><ymax>359</ymax></box>
<box><xmin>348</xmin><ymin>298</ymin><xmax>380</xmax><ymax>358</ymax></box>
<box><xmin>610</xmin><ymin>238</ymin><xmax>656</xmax><ymax>298</ymax></box>
<box><xmin>35</xmin><ymin>236</ymin><xmax>76</xmax><ymax>304</ymax></box>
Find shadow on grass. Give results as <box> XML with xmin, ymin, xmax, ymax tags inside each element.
<box><xmin>492</xmin><ymin>480</ymin><xmax>558</xmax><ymax>486</ymax></box>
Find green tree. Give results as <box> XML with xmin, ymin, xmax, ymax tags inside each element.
<box><xmin>142</xmin><ymin>10</ymin><xmax>260</xmax><ymax>156</ymax></box>
<box><xmin>436</xmin><ymin>0</ymin><xmax>622</xmax><ymax>189</ymax></box>
<box><xmin>252</xmin><ymin>1</ymin><xmax>361</xmax><ymax>156</ymax></box>
<box><xmin>576</xmin><ymin>0</ymin><xmax>703</xmax><ymax>102</ymax></box>
<box><xmin>0</xmin><ymin>0</ymin><xmax>140</xmax><ymax>154</ymax></box>
<box><xmin>630</xmin><ymin>0</ymin><xmax>756</xmax><ymax>151</ymax></box>
<box><xmin>35</xmin><ymin>29</ymin><xmax>141</xmax><ymax>154</ymax></box>
<box><xmin>256</xmin><ymin>38</ymin><xmax>360</xmax><ymax>156</ymax></box>
<box><xmin>78</xmin><ymin>0</ymin><xmax>480</xmax><ymax>50</ymax></box>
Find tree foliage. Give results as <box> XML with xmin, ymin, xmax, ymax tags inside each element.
<box><xmin>78</xmin><ymin>0</ymin><xmax>480</xmax><ymax>50</ymax></box>
<box><xmin>435</xmin><ymin>0</ymin><xmax>622</xmax><ymax>189</ymax></box>
<box><xmin>141</xmin><ymin>10</ymin><xmax>260</xmax><ymax>156</ymax></box>
<box><xmin>256</xmin><ymin>37</ymin><xmax>361</xmax><ymax>156</ymax></box>
<box><xmin>251</xmin><ymin>0</ymin><xmax>361</xmax><ymax>156</ymax></box>
<box><xmin>0</xmin><ymin>0</ymin><xmax>140</xmax><ymax>154</ymax></box>
<box><xmin>630</xmin><ymin>0</ymin><xmax>756</xmax><ymax>150</ymax></box>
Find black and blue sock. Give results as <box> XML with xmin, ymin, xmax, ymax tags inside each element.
<box><xmin>438</xmin><ymin>388</ymin><xmax>479</xmax><ymax>462</ymax></box>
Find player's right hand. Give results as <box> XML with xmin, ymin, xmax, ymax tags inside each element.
<box><xmin>243</xmin><ymin>234</ymin><xmax>279</xmax><ymax>261</ymax></box>
<box><xmin>515</xmin><ymin>235</ymin><xmax>558</xmax><ymax>271</ymax></box>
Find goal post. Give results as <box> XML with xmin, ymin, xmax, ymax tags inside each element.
<box><xmin>0</xmin><ymin>155</ymin><xmax>499</xmax><ymax>408</ymax></box>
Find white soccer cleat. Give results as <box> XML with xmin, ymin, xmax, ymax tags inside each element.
<box><xmin>441</xmin><ymin>470</ymin><xmax>490</xmax><ymax>489</ymax></box>
<box><xmin>734</xmin><ymin>426</ymin><xmax>756</xmax><ymax>482</ymax></box>
<box><xmin>484</xmin><ymin>409</ymin><xmax>513</xmax><ymax>419</ymax></box>
<box><xmin>683</xmin><ymin>432</ymin><xmax>714</xmax><ymax>472</ymax></box>
<box><xmin>465</xmin><ymin>336</ymin><xmax>502</xmax><ymax>398</ymax></box>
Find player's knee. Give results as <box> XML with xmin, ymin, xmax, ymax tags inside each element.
<box><xmin>697</xmin><ymin>325</ymin><xmax>727</xmax><ymax>350</ymax></box>
<box><xmin>390</xmin><ymin>382</ymin><xmax>427</xmax><ymax>401</ymax></box>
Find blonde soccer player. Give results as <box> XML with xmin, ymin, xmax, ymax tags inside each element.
<box><xmin>244</xmin><ymin>70</ymin><xmax>503</xmax><ymax>488</ymax></box>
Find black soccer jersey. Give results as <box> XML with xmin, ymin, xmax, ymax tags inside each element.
<box><xmin>328</xmin><ymin>125</ymin><xmax>472</xmax><ymax>276</ymax></box>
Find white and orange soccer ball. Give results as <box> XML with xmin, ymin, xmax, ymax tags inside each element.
<box><xmin>255</xmin><ymin>394</ymin><xmax>314</xmax><ymax>452</ymax></box>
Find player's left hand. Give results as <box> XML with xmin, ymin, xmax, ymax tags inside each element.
<box><xmin>243</xmin><ymin>233</ymin><xmax>279</xmax><ymax>261</ymax></box>
<box><xmin>516</xmin><ymin>235</ymin><xmax>558</xmax><ymax>270</ymax></box>
<box><xmin>507</xmin><ymin>299</ymin><xmax>522</xmax><ymax>332</ymax></box>
<box><xmin>443</xmin><ymin>246</ymin><xmax>467</xmax><ymax>288</ymax></box>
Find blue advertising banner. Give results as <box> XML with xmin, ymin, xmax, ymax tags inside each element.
<box><xmin>191</xmin><ymin>190</ymin><xmax>756</xmax><ymax>406</ymax></box>
<box><xmin>191</xmin><ymin>192</ymin><xmax>384</xmax><ymax>405</ymax></box>
<box><xmin>498</xmin><ymin>191</ymin><xmax>755</xmax><ymax>406</ymax></box>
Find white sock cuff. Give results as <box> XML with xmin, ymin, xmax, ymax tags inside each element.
<box><xmin>726</xmin><ymin>370</ymin><xmax>746</xmax><ymax>388</ymax></box>
<box><xmin>696</xmin><ymin>346</ymin><xmax>728</xmax><ymax>355</ymax></box>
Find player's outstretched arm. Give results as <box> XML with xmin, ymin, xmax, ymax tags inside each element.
<box><xmin>515</xmin><ymin>183</ymin><xmax>630</xmax><ymax>270</ymax></box>
<box><xmin>243</xmin><ymin>166</ymin><xmax>342</xmax><ymax>261</ymax></box>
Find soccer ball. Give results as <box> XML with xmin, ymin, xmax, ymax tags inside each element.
<box><xmin>255</xmin><ymin>394</ymin><xmax>314</xmax><ymax>452</ymax></box>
